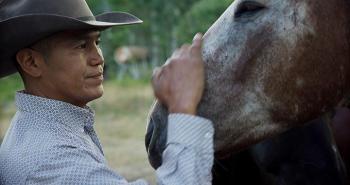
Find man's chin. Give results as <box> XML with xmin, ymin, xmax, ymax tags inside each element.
<box><xmin>85</xmin><ymin>85</ymin><xmax>104</xmax><ymax>102</ymax></box>
<box><xmin>93</xmin><ymin>86</ymin><xmax>104</xmax><ymax>99</ymax></box>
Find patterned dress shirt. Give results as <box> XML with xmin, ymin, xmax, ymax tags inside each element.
<box><xmin>0</xmin><ymin>92</ymin><xmax>214</xmax><ymax>185</ymax></box>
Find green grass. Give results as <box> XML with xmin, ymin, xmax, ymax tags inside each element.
<box><xmin>0</xmin><ymin>74</ymin><xmax>23</xmax><ymax>105</ymax></box>
<box><xmin>0</xmin><ymin>79</ymin><xmax>157</xmax><ymax>183</ymax></box>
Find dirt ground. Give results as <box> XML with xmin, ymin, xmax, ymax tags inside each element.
<box><xmin>0</xmin><ymin>81</ymin><xmax>157</xmax><ymax>183</ymax></box>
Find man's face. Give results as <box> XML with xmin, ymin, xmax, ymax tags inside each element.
<box><xmin>37</xmin><ymin>30</ymin><xmax>104</xmax><ymax>107</ymax></box>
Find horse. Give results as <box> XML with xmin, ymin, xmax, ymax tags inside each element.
<box><xmin>145</xmin><ymin>0</ymin><xmax>350</xmax><ymax>184</ymax></box>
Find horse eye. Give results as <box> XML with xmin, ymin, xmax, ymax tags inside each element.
<box><xmin>234</xmin><ymin>1</ymin><xmax>265</xmax><ymax>19</ymax></box>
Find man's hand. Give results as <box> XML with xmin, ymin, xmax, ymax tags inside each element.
<box><xmin>152</xmin><ymin>33</ymin><xmax>204</xmax><ymax>115</ymax></box>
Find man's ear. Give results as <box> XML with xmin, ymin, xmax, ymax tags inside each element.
<box><xmin>16</xmin><ymin>49</ymin><xmax>45</xmax><ymax>78</ymax></box>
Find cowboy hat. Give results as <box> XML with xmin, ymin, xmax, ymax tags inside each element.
<box><xmin>0</xmin><ymin>0</ymin><xmax>142</xmax><ymax>78</ymax></box>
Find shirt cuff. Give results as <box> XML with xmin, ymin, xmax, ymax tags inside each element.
<box><xmin>167</xmin><ymin>114</ymin><xmax>214</xmax><ymax>151</ymax></box>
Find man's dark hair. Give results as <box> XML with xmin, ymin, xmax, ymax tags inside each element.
<box><xmin>29</xmin><ymin>36</ymin><xmax>54</xmax><ymax>61</ymax></box>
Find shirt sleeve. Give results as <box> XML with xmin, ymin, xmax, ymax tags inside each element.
<box><xmin>25</xmin><ymin>114</ymin><xmax>214</xmax><ymax>185</ymax></box>
<box><xmin>156</xmin><ymin>113</ymin><xmax>214</xmax><ymax>185</ymax></box>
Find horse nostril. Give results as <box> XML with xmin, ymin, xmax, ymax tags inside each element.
<box><xmin>145</xmin><ymin>115</ymin><xmax>164</xmax><ymax>169</ymax></box>
<box><xmin>145</xmin><ymin>102</ymin><xmax>169</xmax><ymax>169</ymax></box>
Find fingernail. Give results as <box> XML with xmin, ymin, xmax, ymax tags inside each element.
<box><xmin>152</xmin><ymin>67</ymin><xmax>160</xmax><ymax>75</ymax></box>
<box><xmin>193</xmin><ymin>33</ymin><xmax>202</xmax><ymax>41</ymax></box>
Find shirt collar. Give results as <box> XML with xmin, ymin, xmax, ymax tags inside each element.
<box><xmin>15</xmin><ymin>91</ymin><xmax>95</xmax><ymax>130</ymax></box>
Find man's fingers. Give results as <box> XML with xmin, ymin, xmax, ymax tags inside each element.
<box><xmin>152</xmin><ymin>67</ymin><xmax>161</xmax><ymax>77</ymax></box>
<box><xmin>152</xmin><ymin>66</ymin><xmax>169</xmax><ymax>104</ymax></box>
<box><xmin>151</xmin><ymin>33</ymin><xmax>205</xmax><ymax>114</ymax></box>
<box><xmin>192</xmin><ymin>33</ymin><xmax>203</xmax><ymax>48</ymax></box>
<box><xmin>180</xmin><ymin>44</ymin><xmax>191</xmax><ymax>55</ymax></box>
<box><xmin>171</xmin><ymin>49</ymin><xmax>180</xmax><ymax>58</ymax></box>
<box><xmin>164</xmin><ymin>58</ymin><xmax>171</xmax><ymax>65</ymax></box>
<box><xmin>152</xmin><ymin>67</ymin><xmax>162</xmax><ymax>98</ymax></box>
<box><xmin>191</xmin><ymin>33</ymin><xmax>203</xmax><ymax>57</ymax></box>
<box><xmin>152</xmin><ymin>67</ymin><xmax>162</xmax><ymax>84</ymax></box>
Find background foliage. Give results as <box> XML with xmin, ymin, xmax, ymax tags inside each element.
<box><xmin>87</xmin><ymin>0</ymin><xmax>232</xmax><ymax>80</ymax></box>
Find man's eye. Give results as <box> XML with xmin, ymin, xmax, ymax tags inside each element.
<box><xmin>77</xmin><ymin>43</ymin><xmax>87</xmax><ymax>49</ymax></box>
<box><xmin>234</xmin><ymin>1</ymin><xmax>265</xmax><ymax>19</ymax></box>
<box><xmin>95</xmin><ymin>40</ymin><xmax>101</xmax><ymax>46</ymax></box>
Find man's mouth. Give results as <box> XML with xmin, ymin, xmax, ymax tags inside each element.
<box><xmin>90</xmin><ymin>73</ymin><xmax>103</xmax><ymax>78</ymax></box>
<box><xmin>86</xmin><ymin>73</ymin><xmax>104</xmax><ymax>83</ymax></box>
<box><xmin>87</xmin><ymin>70</ymin><xmax>103</xmax><ymax>78</ymax></box>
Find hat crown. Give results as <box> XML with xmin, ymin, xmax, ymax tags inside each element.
<box><xmin>0</xmin><ymin>0</ymin><xmax>94</xmax><ymax>21</ymax></box>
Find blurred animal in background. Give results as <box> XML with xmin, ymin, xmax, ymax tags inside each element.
<box><xmin>114</xmin><ymin>46</ymin><xmax>149</xmax><ymax>80</ymax></box>
<box><xmin>114</xmin><ymin>46</ymin><xmax>148</xmax><ymax>64</ymax></box>
<box><xmin>145</xmin><ymin>0</ymin><xmax>350</xmax><ymax>184</ymax></box>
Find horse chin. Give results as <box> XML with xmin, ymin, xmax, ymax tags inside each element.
<box><xmin>197</xmin><ymin>96</ymin><xmax>290</xmax><ymax>159</ymax></box>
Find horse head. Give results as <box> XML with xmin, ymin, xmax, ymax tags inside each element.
<box><xmin>146</xmin><ymin>0</ymin><xmax>350</xmax><ymax>168</ymax></box>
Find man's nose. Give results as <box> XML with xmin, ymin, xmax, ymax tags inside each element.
<box><xmin>89</xmin><ymin>44</ymin><xmax>104</xmax><ymax>66</ymax></box>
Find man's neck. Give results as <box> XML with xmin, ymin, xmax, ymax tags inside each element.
<box><xmin>23</xmin><ymin>87</ymin><xmax>87</xmax><ymax>108</ymax></box>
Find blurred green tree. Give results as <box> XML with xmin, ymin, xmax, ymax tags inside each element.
<box><xmin>86</xmin><ymin>0</ymin><xmax>233</xmax><ymax>79</ymax></box>
<box><xmin>175</xmin><ymin>0</ymin><xmax>233</xmax><ymax>44</ymax></box>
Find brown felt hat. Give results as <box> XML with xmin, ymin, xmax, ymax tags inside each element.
<box><xmin>0</xmin><ymin>0</ymin><xmax>142</xmax><ymax>78</ymax></box>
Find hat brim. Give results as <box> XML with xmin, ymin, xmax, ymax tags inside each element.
<box><xmin>0</xmin><ymin>12</ymin><xmax>142</xmax><ymax>78</ymax></box>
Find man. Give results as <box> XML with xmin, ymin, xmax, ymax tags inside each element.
<box><xmin>0</xmin><ymin>0</ymin><xmax>214</xmax><ymax>184</ymax></box>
